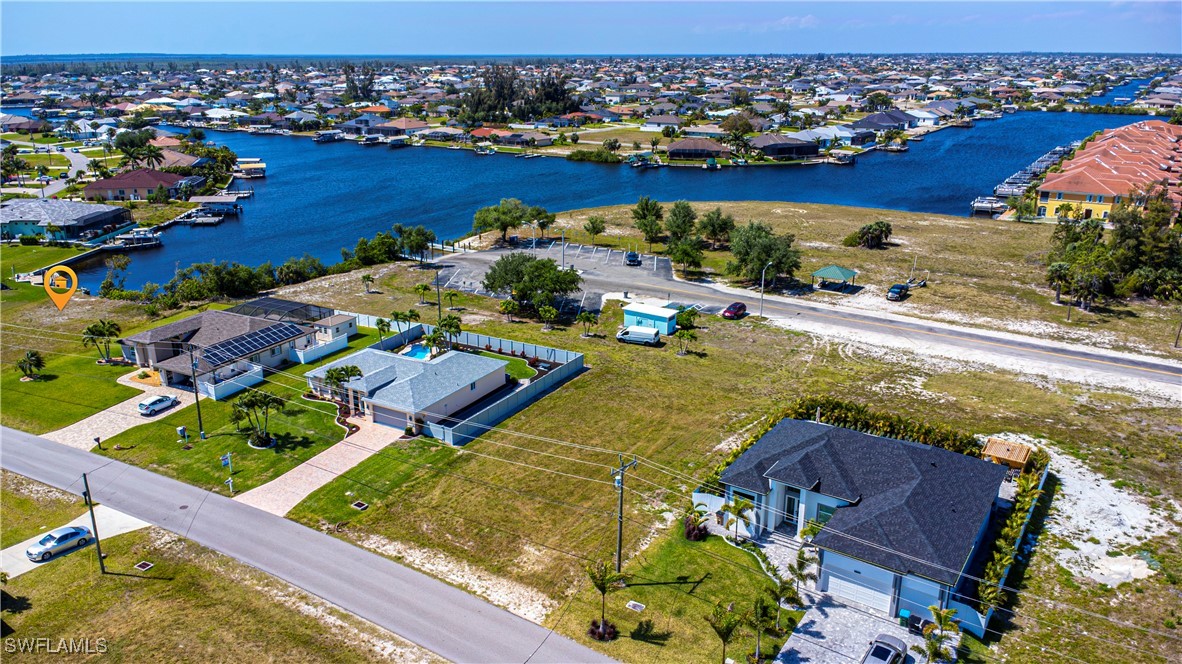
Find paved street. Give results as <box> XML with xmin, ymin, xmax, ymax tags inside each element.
<box><xmin>1</xmin><ymin>137</ymin><xmax>96</xmax><ymax>197</ymax></box>
<box><xmin>437</xmin><ymin>246</ymin><xmax>1182</xmax><ymax>390</ymax></box>
<box><xmin>0</xmin><ymin>427</ymin><xmax>614</xmax><ymax>663</ymax></box>
<box><xmin>0</xmin><ymin>505</ymin><xmax>149</xmax><ymax>579</ymax></box>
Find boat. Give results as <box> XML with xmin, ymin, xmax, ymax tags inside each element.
<box><xmin>702</xmin><ymin>158</ymin><xmax>720</xmax><ymax>170</ymax></box>
<box><xmin>732</xmin><ymin>158</ymin><xmax>749</xmax><ymax>166</ymax></box>
<box><xmin>881</xmin><ymin>144</ymin><xmax>910</xmax><ymax>152</ymax></box>
<box><xmin>523</xmin><ymin>153</ymin><xmax>541</xmax><ymax>159</ymax></box>
<box><xmin>474</xmin><ymin>147</ymin><xmax>497</xmax><ymax>156</ymax></box>
<box><xmin>313</xmin><ymin>129</ymin><xmax>344</xmax><ymax>143</ymax></box>
<box><xmin>358</xmin><ymin>135</ymin><xmax>382</xmax><ymax>146</ymax></box>
<box><xmin>110</xmin><ymin>228</ymin><xmax>162</xmax><ymax>249</ymax></box>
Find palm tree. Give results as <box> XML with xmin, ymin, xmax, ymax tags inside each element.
<box><xmin>705</xmin><ymin>602</ymin><xmax>744</xmax><ymax>664</ymax></box>
<box><xmin>765</xmin><ymin>579</ymin><xmax>802</xmax><ymax>632</ymax></box>
<box><xmin>575</xmin><ymin>311</ymin><xmax>597</xmax><ymax>338</ymax></box>
<box><xmin>724</xmin><ymin>496</ymin><xmax>755</xmax><ymax>541</ymax></box>
<box><xmin>375</xmin><ymin>317</ymin><xmax>391</xmax><ymax>345</ymax></box>
<box><xmin>444</xmin><ymin>289</ymin><xmax>461</xmax><ymax>310</ymax></box>
<box><xmin>389</xmin><ymin>310</ymin><xmax>409</xmax><ymax>333</ymax></box>
<box><xmin>747</xmin><ymin>596</ymin><xmax>777</xmax><ymax>662</ymax></box>
<box><xmin>119</xmin><ymin>145</ymin><xmax>143</xmax><ymax>168</ymax></box>
<box><xmin>16</xmin><ymin>350</ymin><xmax>46</xmax><ymax>379</ymax></box>
<box><xmin>141</xmin><ymin>144</ymin><xmax>165</xmax><ymax>169</ymax></box>
<box><xmin>924</xmin><ymin>605</ymin><xmax>960</xmax><ymax>640</ymax></box>
<box><xmin>406</xmin><ymin>308</ymin><xmax>421</xmax><ymax>326</ymax></box>
<box><xmin>423</xmin><ymin>328</ymin><xmax>446</xmax><ymax>358</ymax></box>
<box><xmin>322</xmin><ymin>365</ymin><xmax>363</xmax><ymax>401</ymax></box>
<box><xmin>786</xmin><ymin>547</ymin><xmax>819</xmax><ymax>594</ymax></box>
<box><xmin>725</xmin><ymin>128</ymin><xmax>749</xmax><ymax>155</ymax></box>
<box><xmin>438</xmin><ymin>314</ymin><xmax>462</xmax><ymax>349</ymax></box>
<box><xmin>585</xmin><ymin>560</ymin><xmax>629</xmax><ymax>641</ymax></box>
<box><xmin>649</xmin><ymin>136</ymin><xmax>660</xmax><ymax>153</ymax></box>
<box><xmin>909</xmin><ymin>629</ymin><xmax>954</xmax><ymax>664</ymax></box>
<box><xmin>414</xmin><ymin>283</ymin><xmax>432</xmax><ymax>304</ymax></box>
<box><xmin>361</xmin><ymin>274</ymin><xmax>374</xmax><ymax>293</ymax></box>
<box><xmin>81</xmin><ymin>319</ymin><xmax>121</xmax><ymax>362</ymax></box>
<box><xmin>673</xmin><ymin>329</ymin><xmax>697</xmax><ymax>356</ymax></box>
<box><xmin>499</xmin><ymin>299</ymin><xmax>519</xmax><ymax>322</ymax></box>
<box><xmin>62</xmin><ymin>120</ymin><xmax>80</xmax><ymax>140</ymax></box>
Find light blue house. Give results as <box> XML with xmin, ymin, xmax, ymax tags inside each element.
<box><xmin>622</xmin><ymin>302</ymin><xmax>679</xmax><ymax>335</ymax></box>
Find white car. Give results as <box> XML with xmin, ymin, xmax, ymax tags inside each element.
<box><xmin>138</xmin><ymin>394</ymin><xmax>180</xmax><ymax>416</ymax></box>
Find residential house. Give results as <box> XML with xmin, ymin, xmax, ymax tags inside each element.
<box><xmin>718</xmin><ymin>419</ymin><xmax>1006</xmax><ymax>622</ymax></box>
<box><xmin>641</xmin><ymin>114</ymin><xmax>682</xmax><ymax>132</ymax></box>
<box><xmin>747</xmin><ymin>134</ymin><xmax>820</xmax><ymax>160</ymax></box>
<box><xmin>666</xmin><ymin>138</ymin><xmax>729</xmax><ymax>160</ymax></box>
<box><xmin>0</xmin><ymin>198</ymin><xmax>129</xmax><ymax>241</ymax></box>
<box><xmin>84</xmin><ymin>169</ymin><xmax>205</xmax><ymax>202</ymax></box>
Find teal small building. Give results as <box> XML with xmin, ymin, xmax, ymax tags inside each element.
<box><xmin>622</xmin><ymin>302</ymin><xmax>679</xmax><ymax>335</ymax></box>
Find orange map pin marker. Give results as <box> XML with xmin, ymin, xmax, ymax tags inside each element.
<box><xmin>44</xmin><ymin>265</ymin><xmax>78</xmax><ymax>311</ymax></box>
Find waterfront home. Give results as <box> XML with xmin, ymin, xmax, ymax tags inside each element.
<box><xmin>373</xmin><ymin>117</ymin><xmax>430</xmax><ymax>136</ymax></box>
<box><xmin>0</xmin><ymin>198</ymin><xmax>129</xmax><ymax>241</ymax></box>
<box><xmin>666</xmin><ymin>138</ymin><xmax>729</xmax><ymax>160</ymax></box>
<box><xmin>641</xmin><ymin>114</ymin><xmax>682</xmax><ymax>132</ymax></box>
<box><xmin>748</xmin><ymin>134</ymin><xmax>820</xmax><ymax>160</ymax></box>
<box><xmin>305</xmin><ymin>347</ymin><xmax>508</xmax><ymax>433</ymax></box>
<box><xmin>904</xmin><ymin>109</ymin><xmax>939</xmax><ymax>126</ymax></box>
<box><xmin>1036</xmin><ymin>119</ymin><xmax>1182</xmax><ymax>219</ymax></box>
<box><xmin>717</xmin><ymin>419</ymin><xmax>1006</xmax><ymax>622</ymax></box>
<box><xmin>501</xmin><ymin>132</ymin><xmax>553</xmax><ymax>147</ymax></box>
<box><xmin>119</xmin><ymin>311</ymin><xmax>322</xmax><ymax>400</ymax></box>
<box><xmin>420</xmin><ymin>127</ymin><xmax>467</xmax><ymax>142</ymax></box>
<box><xmin>84</xmin><ymin>169</ymin><xmax>205</xmax><ymax>202</ymax></box>
<box><xmin>682</xmin><ymin>124</ymin><xmax>726</xmax><ymax>139</ymax></box>
<box><xmin>850</xmin><ymin>110</ymin><xmax>916</xmax><ymax>132</ymax></box>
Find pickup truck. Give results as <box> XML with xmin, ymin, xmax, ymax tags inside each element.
<box><xmin>886</xmin><ymin>284</ymin><xmax>909</xmax><ymax>301</ymax></box>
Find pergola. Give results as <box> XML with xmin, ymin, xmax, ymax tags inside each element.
<box><xmin>811</xmin><ymin>264</ymin><xmax>858</xmax><ymax>289</ymax></box>
<box><xmin>982</xmin><ymin>437</ymin><xmax>1032</xmax><ymax>470</ymax></box>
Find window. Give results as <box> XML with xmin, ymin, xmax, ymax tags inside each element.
<box><xmin>250</xmin><ymin>354</ymin><xmax>260</xmax><ymax>363</ymax></box>
<box><xmin>270</xmin><ymin>346</ymin><xmax>281</xmax><ymax>357</ymax></box>
<box><xmin>1055</xmin><ymin>192</ymin><xmax>1063</xmax><ymax>200</ymax></box>
<box><xmin>1097</xmin><ymin>195</ymin><xmax>1104</xmax><ymax>204</ymax></box>
<box><xmin>1102</xmin><ymin>211</ymin><xmax>1109</xmax><ymax>219</ymax></box>
<box><xmin>1039</xmin><ymin>192</ymin><xmax>1048</xmax><ymax>202</ymax></box>
<box><xmin>470</xmin><ymin>382</ymin><xmax>476</xmax><ymax>390</ymax></box>
<box><xmin>1038</xmin><ymin>206</ymin><xmax>1046</xmax><ymax>217</ymax></box>
<box><xmin>816</xmin><ymin>505</ymin><xmax>836</xmax><ymax>523</ymax></box>
<box><xmin>1114</xmin><ymin>196</ymin><xmax>1122</xmax><ymax>204</ymax></box>
<box><xmin>1086</xmin><ymin>195</ymin><xmax>1093</xmax><ymax>203</ymax></box>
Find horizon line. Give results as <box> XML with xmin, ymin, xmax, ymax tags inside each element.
<box><xmin>6</xmin><ymin>50</ymin><xmax>1181</xmax><ymax>60</ymax></box>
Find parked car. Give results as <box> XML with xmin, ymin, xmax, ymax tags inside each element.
<box><xmin>721</xmin><ymin>302</ymin><xmax>747</xmax><ymax>319</ymax></box>
<box><xmin>58</xmin><ymin>171</ymin><xmax>68</xmax><ymax>179</ymax></box>
<box><xmin>886</xmin><ymin>284</ymin><xmax>909</xmax><ymax>301</ymax></box>
<box><xmin>26</xmin><ymin>526</ymin><xmax>91</xmax><ymax>562</ymax></box>
<box><xmin>625</xmin><ymin>251</ymin><xmax>641</xmax><ymax>266</ymax></box>
<box><xmin>616</xmin><ymin>326</ymin><xmax>660</xmax><ymax>346</ymax></box>
<box><xmin>138</xmin><ymin>394</ymin><xmax>180</xmax><ymax>416</ymax></box>
<box><xmin>71</xmin><ymin>147</ymin><xmax>80</xmax><ymax>153</ymax></box>
<box><xmin>860</xmin><ymin>634</ymin><xmax>907</xmax><ymax>664</ymax></box>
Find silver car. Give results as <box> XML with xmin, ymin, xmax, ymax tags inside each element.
<box><xmin>25</xmin><ymin>526</ymin><xmax>91</xmax><ymax>562</ymax></box>
<box><xmin>861</xmin><ymin>634</ymin><xmax>907</xmax><ymax>664</ymax></box>
<box><xmin>138</xmin><ymin>394</ymin><xmax>180</xmax><ymax>416</ymax></box>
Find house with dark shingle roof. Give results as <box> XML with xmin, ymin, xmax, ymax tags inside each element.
<box><xmin>1</xmin><ymin>198</ymin><xmax>129</xmax><ymax>240</ymax></box>
<box><xmin>718</xmin><ymin>419</ymin><xmax>1006</xmax><ymax>619</ymax></box>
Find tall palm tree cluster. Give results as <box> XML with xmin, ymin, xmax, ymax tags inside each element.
<box><xmin>81</xmin><ymin>319</ymin><xmax>122</xmax><ymax>362</ymax></box>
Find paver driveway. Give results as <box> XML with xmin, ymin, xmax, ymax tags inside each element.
<box><xmin>42</xmin><ymin>369</ymin><xmax>195</xmax><ymax>450</ymax></box>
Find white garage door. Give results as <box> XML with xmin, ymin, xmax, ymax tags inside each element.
<box><xmin>827</xmin><ymin>575</ymin><xmax>892</xmax><ymax>614</ymax></box>
<box><xmin>373</xmin><ymin>407</ymin><xmax>407</xmax><ymax>430</ymax></box>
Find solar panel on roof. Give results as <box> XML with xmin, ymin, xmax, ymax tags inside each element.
<box><xmin>200</xmin><ymin>322</ymin><xmax>305</xmax><ymax>367</ymax></box>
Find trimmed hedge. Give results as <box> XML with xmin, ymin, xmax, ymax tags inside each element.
<box><xmin>699</xmin><ymin>396</ymin><xmax>983</xmax><ymax>494</ymax></box>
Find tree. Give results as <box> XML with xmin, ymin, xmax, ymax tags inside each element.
<box><xmin>499</xmin><ymin>299</ymin><xmax>519</xmax><ymax>323</ymax></box>
<box><xmin>676</xmin><ymin>307</ymin><xmax>699</xmax><ymax>330</ymax></box>
<box><xmin>747</xmin><ymin>596</ymin><xmax>777</xmax><ymax>662</ymax></box>
<box><xmin>444</xmin><ymin>289</ymin><xmax>461</xmax><ymax>310</ymax></box>
<box><xmin>765</xmin><ymin>579</ymin><xmax>802</xmax><ymax>632</ymax></box>
<box><xmin>631</xmin><ymin>196</ymin><xmax>665</xmax><ymax>251</ymax></box>
<box><xmin>393</xmin><ymin>224</ymin><xmax>436</xmax><ymax>265</ymax></box>
<box><xmin>585</xmin><ymin>560</ymin><xmax>628</xmax><ymax>641</ymax></box>
<box><xmin>81</xmin><ymin>319</ymin><xmax>121</xmax><ymax>362</ymax></box>
<box><xmin>389</xmin><ymin>310</ymin><xmax>410</xmax><ymax>333</ymax></box>
<box><xmin>698</xmin><ymin>207</ymin><xmax>736</xmax><ymax>250</ymax></box>
<box><xmin>438</xmin><ymin>314</ymin><xmax>462</xmax><ymax>349</ymax></box>
<box><xmin>842</xmin><ymin>220</ymin><xmax>893</xmax><ymax>249</ymax></box>
<box><xmin>414</xmin><ymin>283</ymin><xmax>432</xmax><ymax>305</ymax></box>
<box><xmin>1054</xmin><ymin>202</ymin><xmax>1075</xmax><ymax>221</ymax></box>
<box><xmin>724</xmin><ymin>496</ymin><xmax>755</xmax><ymax>540</ymax></box>
<box><xmin>16</xmin><ymin>350</ymin><xmax>45</xmax><ymax>379</ymax></box>
<box><xmin>361</xmin><ymin>274</ymin><xmax>374</xmax><ymax>294</ymax></box>
<box><xmin>570</xmin><ymin>132</ymin><xmax>579</xmax><ymax>144</ymax></box>
<box><xmin>422</xmin><ymin>328</ymin><xmax>446</xmax><ymax>358</ymax></box>
<box><xmin>232</xmin><ymin>391</ymin><xmax>285</xmax><ymax>446</ymax></box>
<box><xmin>473</xmin><ymin>198</ymin><xmax>551</xmax><ymax>243</ymax></box>
<box><xmin>727</xmin><ymin>222</ymin><xmax>801</xmax><ymax>285</ymax></box>
<box><xmin>602</xmin><ymin>137</ymin><xmax>621</xmax><ymax>152</ymax></box>
<box><xmin>910</xmin><ymin>629</ymin><xmax>954</xmax><ymax>664</ymax></box>
<box><xmin>705</xmin><ymin>602</ymin><xmax>744</xmax><ymax>664</ymax></box>
<box><xmin>673</xmin><ymin>328</ymin><xmax>697</xmax><ymax>356</ymax></box>
<box><xmin>375</xmin><ymin>317</ymin><xmax>391</xmax><ymax>344</ymax></box>
<box><xmin>481</xmin><ymin>252</ymin><xmax>582</xmax><ymax>309</ymax></box>
<box><xmin>1046</xmin><ymin>261</ymin><xmax>1070</xmax><ymax>304</ymax></box>
<box><xmin>786</xmin><ymin>548</ymin><xmax>818</xmax><ymax>595</ymax></box>
<box><xmin>575</xmin><ymin>310</ymin><xmax>597</xmax><ymax>337</ymax></box>
<box><xmin>649</xmin><ymin>136</ymin><xmax>661</xmax><ymax>152</ymax></box>
<box><xmin>538</xmin><ymin>305</ymin><xmax>558</xmax><ymax>330</ymax></box>
<box><xmin>665</xmin><ymin>200</ymin><xmax>698</xmax><ymax>244</ymax></box>
<box><xmin>1006</xmin><ymin>195</ymin><xmax>1036</xmax><ymax>221</ymax></box>
<box><xmin>669</xmin><ymin>236</ymin><xmax>704</xmax><ymax>275</ymax></box>
<box><xmin>322</xmin><ymin>365</ymin><xmax>363</xmax><ymax>400</ymax></box>
<box><xmin>583</xmin><ymin>215</ymin><xmax>607</xmax><ymax>246</ymax></box>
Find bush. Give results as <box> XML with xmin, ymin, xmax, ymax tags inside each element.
<box><xmin>683</xmin><ymin>515</ymin><xmax>709</xmax><ymax>541</ymax></box>
<box><xmin>588</xmin><ymin>619</ymin><xmax>618</xmax><ymax>641</ymax></box>
<box><xmin>567</xmin><ymin>148</ymin><xmax>622</xmax><ymax>164</ymax></box>
<box><xmin>18</xmin><ymin>235</ymin><xmax>40</xmax><ymax>245</ymax></box>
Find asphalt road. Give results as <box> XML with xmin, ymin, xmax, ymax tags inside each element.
<box><xmin>3</xmin><ymin>138</ymin><xmax>93</xmax><ymax>196</ymax></box>
<box><xmin>441</xmin><ymin>245</ymin><xmax>1182</xmax><ymax>389</ymax></box>
<box><xmin>0</xmin><ymin>427</ymin><xmax>614</xmax><ymax>664</ymax></box>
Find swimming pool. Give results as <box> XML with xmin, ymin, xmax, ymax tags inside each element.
<box><xmin>402</xmin><ymin>343</ymin><xmax>432</xmax><ymax>360</ymax></box>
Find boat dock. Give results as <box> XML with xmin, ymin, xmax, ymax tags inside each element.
<box><xmin>971</xmin><ymin>197</ymin><xmax>1009</xmax><ymax>215</ymax></box>
<box><xmin>107</xmin><ymin>228</ymin><xmax>162</xmax><ymax>250</ymax></box>
<box><xmin>974</xmin><ymin>140</ymin><xmax>1081</xmax><ymax>214</ymax></box>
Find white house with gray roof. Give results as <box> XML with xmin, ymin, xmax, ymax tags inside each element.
<box><xmin>718</xmin><ymin>419</ymin><xmax>1006</xmax><ymax>625</ymax></box>
<box><xmin>1</xmin><ymin>198</ymin><xmax>129</xmax><ymax>241</ymax></box>
<box><xmin>305</xmin><ymin>348</ymin><xmax>508</xmax><ymax>433</ymax></box>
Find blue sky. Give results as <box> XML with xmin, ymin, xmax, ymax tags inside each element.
<box><xmin>3</xmin><ymin>2</ymin><xmax>1180</xmax><ymax>56</ymax></box>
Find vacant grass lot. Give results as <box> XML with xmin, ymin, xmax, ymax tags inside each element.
<box><xmin>0</xmin><ymin>352</ymin><xmax>140</xmax><ymax>434</ymax></box>
<box><xmin>0</xmin><ymin>476</ymin><xmax>430</xmax><ymax>663</ymax></box>
<box><xmin>549</xmin><ymin>201</ymin><xmax>1182</xmax><ymax>358</ymax></box>
<box><xmin>0</xmin><ymin>471</ymin><xmax>86</xmax><ymax>548</ymax></box>
<box><xmin>120</xmin><ymin>200</ymin><xmax>198</xmax><ymax>227</ymax></box>
<box><xmin>278</xmin><ymin>260</ymin><xmax>1181</xmax><ymax>664</ymax></box>
<box><xmin>0</xmin><ymin>244</ymin><xmax>89</xmax><ymax>275</ymax></box>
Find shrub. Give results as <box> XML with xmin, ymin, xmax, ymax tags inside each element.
<box><xmin>18</xmin><ymin>235</ymin><xmax>40</xmax><ymax>245</ymax></box>
<box><xmin>567</xmin><ymin>148</ymin><xmax>622</xmax><ymax>164</ymax></box>
<box><xmin>588</xmin><ymin>619</ymin><xmax>618</xmax><ymax>641</ymax></box>
<box><xmin>683</xmin><ymin>515</ymin><xmax>709</xmax><ymax>541</ymax></box>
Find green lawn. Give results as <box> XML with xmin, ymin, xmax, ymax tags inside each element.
<box><xmin>1</xmin><ymin>353</ymin><xmax>141</xmax><ymax>434</ymax></box>
<box><xmin>0</xmin><ymin>243</ymin><xmax>89</xmax><ymax>274</ymax></box>
<box><xmin>17</xmin><ymin>153</ymin><xmax>70</xmax><ymax>170</ymax></box>
<box><xmin>556</xmin><ymin>532</ymin><xmax>795</xmax><ymax>664</ymax></box>
<box><xmin>0</xmin><ymin>474</ymin><xmax>414</xmax><ymax>662</ymax></box>
<box><xmin>0</xmin><ymin>471</ymin><xmax>86</xmax><ymax>548</ymax></box>
<box><xmin>479</xmin><ymin>350</ymin><xmax>537</xmax><ymax>380</ymax></box>
<box><xmin>1</xmin><ymin>133</ymin><xmax>67</xmax><ymax>145</ymax></box>
<box><xmin>120</xmin><ymin>200</ymin><xmax>198</xmax><ymax>227</ymax></box>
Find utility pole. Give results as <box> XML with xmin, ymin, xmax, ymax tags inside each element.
<box><xmin>435</xmin><ymin>270</ymin><xmax>443</xmax><ymax>322</ymax></box>
<box><xmin>561</xmin><ymin>229</ymin><xmax>566</xmax><ymax>269</ymax></box>
<box><xmin>759</xmin><ymin>261</ymin><xmax>774</xmax><ymax>318</ymax></box>
<box><xmin>187</xmin><ymin>344</ymin><xmax>205</xmax><ymax>439</ymax></box>
<box><xmin>81</xmin><ymin>473</ymin><xmax>105</xmax><ymax>574</ymax></box>
<box><xmin>611</xmin><ymin>454</ymin><xmax>637</xmax><ymax>573</ymax></box>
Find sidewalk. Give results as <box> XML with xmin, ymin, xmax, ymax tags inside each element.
<box><xmin>234</xmin><ymin>418</ymin><xmax>399</xmax><ymax>516</ymax></box>
<box><xmin>42</xmin><ymin>369</ymin><xmax>195</xmax><ymax>451</ymax></box>
<box><xmin>0</xmin><ymin>505</ymin><xmax>148</xmax><ymax>578</ymax></box>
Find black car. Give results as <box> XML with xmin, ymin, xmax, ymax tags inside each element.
<box><xmin>886</xmin><ymin>283</ymin><xmax>909</xmax><ymax>301</ymax></box>
<box><xmin>721</xmin><ymin>302</ymin><xmax>747</xmax><ymax>319</ymax></box>
<box><xmin>625</xmin><ymin>251</ymin><xmax>641</xmax><ymax>266</ymax></box>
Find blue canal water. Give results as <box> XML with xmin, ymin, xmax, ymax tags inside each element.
<box><xmin>3</xmin><ymin>98</ymin><xmax>1151</xmax><ymax>290</ymax></box>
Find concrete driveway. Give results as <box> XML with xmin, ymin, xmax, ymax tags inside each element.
<box><xmin>41</xmin><ymin>369</ymin><xmax>195</xmax><ymax>451</ymax></box>
<box><xmin>778</xmin><ymin>595</ymin><xmax>934</xmax><ymax>663</ymax></box>
<box><xmin>0</xmin><ymin>505</ymin><xmax>149</xmax><ymax>579</ymax></box>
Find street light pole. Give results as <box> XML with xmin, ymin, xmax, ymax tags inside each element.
<box><xmin>187</xmin><ymin>344</ymin><xmax>205</xmax><ymax>439</ymax></box>
<box><xmin>759</xmin><ymin>261</ymin><xmax>774</xmax><ymax>318</ymax></box>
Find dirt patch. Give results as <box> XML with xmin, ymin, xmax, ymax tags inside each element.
<box><xmin>992</xmin><ymin>434</ymin><xmax>1179</xmax><ymax>586</ymax></box>
<box><xmin>358</xmin><ymin>533</ymin><xmax>557</xmax><ymax>623</ymax></box>
<box><xmin>1</xmin><ymin>470</ymin><xmax>75</xmax><ymax>503</ymax></box>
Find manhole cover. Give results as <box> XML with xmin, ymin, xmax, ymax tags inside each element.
<box><xmin>178</xmin><ymin>505</ymin><xmax>189</xmax><ymax>510</ymax></box>
<box><xmin>351</xmin><ymin>501</ymin><xmax>369</xmax><ymax>511</ymax></box>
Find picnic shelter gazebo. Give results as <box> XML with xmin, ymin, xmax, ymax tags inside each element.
<box><xmin>811</xmin><ymin>265</ymin><xmax>858</xmax><ymax>290</ymax></box>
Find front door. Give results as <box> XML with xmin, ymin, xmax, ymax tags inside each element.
<box><xmin>783</xmin><ymin>494</ymin><xmax>799</xmax><ymax>532</ymax></box>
